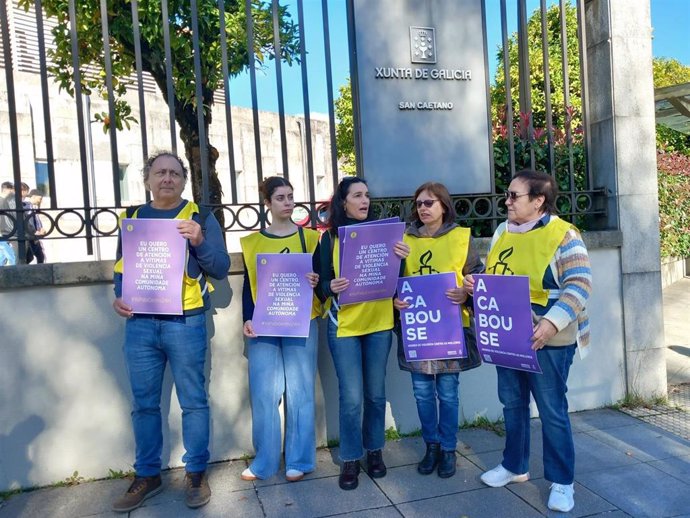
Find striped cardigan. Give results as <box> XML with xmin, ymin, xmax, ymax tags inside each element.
<box><xmin>491</xmin><ymin>216</ymin><xmax>592</xmax><ymax>357</ymax></box>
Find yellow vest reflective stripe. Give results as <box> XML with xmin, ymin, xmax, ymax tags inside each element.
<box><xmin>114</xmin><ymin>201</ymin><xmax>212</xmax><ymax>311</ymax></box>
<box><xmin>485</xmin><ymin>217</ymin><xmax>574</xmax><ymax>306</ymax></box>
<box><xmin>331</xmin><ymin>237</ymin><xmax>393</xmax><ymax>337</ymax></box>
<box><xmin>240</xmin><ymin>228</ymin><xmax>321</xmax><ymax>319</ymax></box>
<box><xmin>403</xmin><ymin>227</ymin><xmax>471</xmax><ymax>326</ymax></box>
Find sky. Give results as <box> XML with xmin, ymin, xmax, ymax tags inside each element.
<box><xmin>227</xmin><ymin>0</ymin><xmax>690</xmax><ymax>115</ymax></box>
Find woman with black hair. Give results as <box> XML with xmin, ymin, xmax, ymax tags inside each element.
<box><xmin>319</xmin><ymin>176</ymin><xmax>409</xmax><ymax>490</ymax></box>
<box><xmin>240</xmin><ymin>176</ymin><xmax>321</xmax><ymax>483</ymax></box>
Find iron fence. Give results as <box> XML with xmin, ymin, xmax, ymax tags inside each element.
<box><xmin>0</xmin><ymin>0</ymin><xmax>606</xmax><ymax>264</ymax></box>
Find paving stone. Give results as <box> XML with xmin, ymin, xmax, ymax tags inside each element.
<box><xmin>508</xmin><ymin>479</ymin><xmax>616</xmax><ymax>517</ymax></box>
<box><xmin>336</xmin><ymin>507</ymin><xmax>403</xmax><ymax>518</ymax></box>
<box><xmin>251</xmin><ymin>447</ymin><xmax>341</xmax><ymax>487</ymax></box>
<box><xmin>586</xmin><ymin>423</ymin><xmax>690</xmax><ymax>462</ymax></box>
<box><xmin>372</xmin><ymin>461</ymin><xmax>484</xmax><ymax>504</ymax></box>
<box><xmin>456</xmin><ymin>427</ymin><xmax>506</xmax><ymax>454</ymax></box>
<box><xmin>395</xmin><ymin>486</ymin><xmax>543</xmax><ymax>517</ymax></box>
<box><xmin>573</xmin><ymin>432</ymin><xmax>641</xmax><ymax>474</ymax></box>
<box><xmin>130</xmin><ymin>488</ymin><xmax>262</xmax><ymax>517</ymax></box>
<box><xmin>0</xmin><ymin>479</ymin><xmax>129</xmax><ymax>518</ymax></box>
<box><xmin>256</xmin><ymin>474</ymin><xmax>390</xmax><ymax>518</ymax></box>
<box><xmin>647</xmin><ymin>454</ymin><xmax>690</xmax><ymax>484</ymax></box>
<box><xmin>577</xmin><ymin>462</ymin><xmax>690</xmax><ymax>518</ymax></box>
<box><xmin>569</xmin><ymin>409</ymin><xmax>641</xmax><ymax>433</ymax></box>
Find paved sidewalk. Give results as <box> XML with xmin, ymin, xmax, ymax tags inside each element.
<box><xmin>2</xmin><ymin>279</ymin><xmax>690</xmax><ymax>518</ymax></box>
<box><xmin>1</xmin><ymin>408</ymin><xmax>689</xmax><ymax>518</ymax></box>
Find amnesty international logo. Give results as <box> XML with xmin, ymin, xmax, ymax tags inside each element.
<box><xmin>410</xmin><ymin>26</ymin><xmax>436</xmax><ymax>64</ymax></box>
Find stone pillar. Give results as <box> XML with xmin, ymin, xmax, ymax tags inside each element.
<box><xmin>585</xmin><ymin>0</ymin><xmax>667</xmax><ymax>397</ymax></box>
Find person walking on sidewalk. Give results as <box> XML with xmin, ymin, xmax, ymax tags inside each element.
<box><xmin>239</xmin><ymin>176</ymin><xmax>321</xmax><ymax>483</ymax></box>
<box><xmin>111</xmin><ymin>152</ymin><xmax>230</xmax><ymax>512</ymax></box>
<box><xmin>394</xmin><ymin>182</ymin><xmax>483</xmax><ymax>479</ymax></box>
<box><xmin>465</xmin><ymin>170</ymin><xmax>591</xmax><ymax>513</ymax></box>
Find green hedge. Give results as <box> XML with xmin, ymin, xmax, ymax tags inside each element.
<box><xmin>657</xmin><ymin>151</ymin><xmax>690</xmax><ymax>258</ymax></box>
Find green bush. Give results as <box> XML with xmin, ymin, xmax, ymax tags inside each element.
<box><xmin>657</xmin><ymin>151</ymin><xmax>690</xmax><ymax>258</ymax></box>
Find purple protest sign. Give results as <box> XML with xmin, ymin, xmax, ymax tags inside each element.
<box><xmin>397</xmin><ymin>273</ymin><xmax>466</xmax><ymax>361</ymax></box>
<box><xmin>252</xmin><ymin>253</ymin><xmax>313</xmax><ymax>338</ymax></box>
<box><xmin>122</xmin><ymin>218</ymin><xmax>186</xmax><ymax>315</ymax></box>
<box><xmin>472</xmin><ymin>274</ymin><xmax>542</xmax><ymax>373</ymax></box>
<box><xmin>338</xmin><ymin>221</ymin><xmax>405</xmax><ymax>305</ymax></box>
<box><xmin>337</xmin><ymin>217</ymin><xmax>400</xmax><ymax>273</ymax></box>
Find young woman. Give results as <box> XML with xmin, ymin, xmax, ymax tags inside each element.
<box><xmin>465</xmin><ymin>170</ymin><xmax>592</xmax><ymax>513</ymax></box>
<box><xmin>319</xmin><ymin>176</ymin><xmax>409</xmax><ymax>490</ymax></box>
<box><xmin>240</xmin><ymin>176</ymin><xmax>320</xmax><ymax>482</ymax></box>
<box><xmin>394</xmin><ymin>182</ymin><xmax>483</xmax><ymax>479</ymax></box>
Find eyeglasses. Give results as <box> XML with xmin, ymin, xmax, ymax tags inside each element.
<box><xmin>415</xmin><ymin>199</ymin><xmax>439</xmax><ymax>208</ymax></box>
<box><xmin>152</xmin><ymin>170</ymin><xmax>184</xmax><ymax>180</ymax></box>
<box><xmin>504</xmin><ymin>191</ymin><xmax>530</xmax><ymax>201</ymax></box>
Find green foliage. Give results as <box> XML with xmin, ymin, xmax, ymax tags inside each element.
<box><xmin>490</xmin><ymin>3</ymin><xmax>581</xmax><ymax>132</ymax></box>
<box><xmin>384</xmin><ymin>426</ymin><xmax>422</xmax><ymax>441</ymax></box>
<box><xmin>653</xmin><ymin>57</ymin><xmax>690</xmax><ymax>155</ymax></box>
<box><xmin>106</xmin><ymin>468</ymin><xmax>135</xmax><ymax>479</ymax></box>
<box><xmin>653</xmin><ymin>57</ymin><xmax>690</xmax><ymax>88</ymax></box>
<box><xmin>611</xmin><ymin>392</ymin><xmax>669</xmax><ymax>410</ymax></box>
<box><xmin>460</xmin><ymin>415</ymin><xmax>505</xmax><ymax>437</ymax></box>
<box><xmin>334</xmin><ymin>77</ymin><xmax>356</xmax><ymax>175</ymax></box>
<box><xmin>52</xmin><ymin>471</ymin><xmax>85</xmax><ymax>488</ymax></box>
<box><xmin>18</xmin><ymin>0</ymin><xmax>300</xmax><ymax>204</ymax></box>
<box><xmin>657</xmin><ymin>151</ymin><xmax>690</xmax><ymax>258</ymax></box>
<box><xmin>18</xmin><ymin>0</ymin><xmax>299</xmax><ymax>129</ymax></box>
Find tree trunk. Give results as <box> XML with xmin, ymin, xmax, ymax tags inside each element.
<box><xmin>177</xmin><ymin>104</ymin><xmax>226</xmax><ymax>230</ymax></box>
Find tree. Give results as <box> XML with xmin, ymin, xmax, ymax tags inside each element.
<box><xmin>18</xmin><ymin>0</ymin><xmax>300</xmax><ymax>207</ymax></box>
<box><xmin>490</xmin><ymin>3</ymin><xmax>581</xmax><ymax>133</ymax></box>
<box><xmin>653</xmin><ymin>57</ymin><xmax>690</xmax><ymax>155</ymax></box>
<box><xmin>333</xmin><ymin>77</ymin><xmax>355</xmax><ymax>175</ymax></box>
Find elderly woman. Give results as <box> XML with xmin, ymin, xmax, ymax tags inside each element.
<box><xmin>394</xmin><ymin>182</ymin><xmax>483</xmax><ymax>479</ymax></box>
<box><xmin>464</xmin><ymin>170</ymin><xmax>591</xmax><ymax>513</ymax></box>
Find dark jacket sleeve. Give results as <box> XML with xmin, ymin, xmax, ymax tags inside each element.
<box><xmin>318</xmin><ymin>231</ymin><xmax>336</xmax><ymax>301</ymax></box>
<box><xmin>192</xmin><ymin>212</ymin><xmax>230</xmax><ymax>280</ymax></box>
<box><xmin>242</xmin><ymin>266</ymin><xmax>255</xmax><ymax>322</ymax></box>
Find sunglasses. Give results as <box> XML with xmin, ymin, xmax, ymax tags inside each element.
<box><xmin>504</xmin><ymin>191</ymin><xmax>530</xmax><ymax>201</ymax></box>
<box><xmin>415</xmin><ymin>199</ymin><xmax>439</xmax><ymax>208</ymax></box>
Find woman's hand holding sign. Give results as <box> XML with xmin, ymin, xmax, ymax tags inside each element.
<box><xmin>530</xmin><ymin>318</ymin><xmax>558</xmax><ymax>350</ymax></box>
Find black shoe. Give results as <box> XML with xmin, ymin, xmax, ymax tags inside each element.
<box><xmin>112</xmin><ymin>475</ymin><xmax>162</xmax><ymax>513</ymax></box>
<box><xmin>366</xmin><ymin>449</ymin><xmax>387</xmax><ymax>478</ymax></box>
<box><xmin>339</xmin><ymin>461</ymin><xmax>360</xmax><ymax>490</ymax></box>
<box><xmin>438</xmin><ymin>450</ymin><xmax>457</xmax><ymax>478</ymax></box>
<box><xmin>417</xmin><ymin>442</ymin><xmax>441</xmax><ymax>475</ymax></box>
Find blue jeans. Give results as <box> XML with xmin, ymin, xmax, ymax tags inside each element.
<box><xmin>327</xmin><ymin>320</ymin><xmax>392</xmax><ymax>461</ymax></box>
<box><xmin>247</xmin><ymin>319</ymin><xmax>318</xmax><ymax>479</ymax></box>
<box><xmin>411</xmin><ymin>372</ymin><xmax>459</xmax><ymax>451</ymax></box>
<box><xmin>124</xmin><ymin>314</ymin><xmax>210</xmax><ymax>476</ymax></box>
<box><xmin>0</xmin><ymin>241</ymin><xmax>15</xmax><ymax>265</ymax></box>
<box><xmin>497</xmin><ymin>345</ymin><xmax>576</xmax><ymax>484</ymax></box>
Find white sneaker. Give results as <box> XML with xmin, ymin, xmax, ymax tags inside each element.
<box><xmin>480</xmin><ymin>464</ymin><xmax>529</xmax><ymax>487</ymax></box>
<box><xmin>548</xmin><ymin>483</ymin><xmax>574</xmax><ymax>512</ymax></box>
<box><xmin>285</xmin><ymin>469</ymin><xmax>305</xmax><ymax>482</ymax></box>
<box><xmin>240</xmin><ymin>468</ymin><xmax>258</xmax><ymax>481</ymax></box>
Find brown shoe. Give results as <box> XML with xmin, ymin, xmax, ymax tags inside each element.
<box><xmin>185</xmin><ymin>471</ymin><xmax>211</xmax><ymax>509</ymax></box>
<box><xmin>112</xmin><ymin>475</ymin><xmax>162</xmax><ymax>513</ymax></box>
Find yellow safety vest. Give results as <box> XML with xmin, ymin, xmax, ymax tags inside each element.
<box><xmin>329</xmin><ymin>237</ymin><xmax>394</xmax><ymax>337</ymax></box>
<box><xmin>485</xmin><ymin>217</ymin><xmax>574</xmax><ymax>306</ymax></box>
<box><xmin>403</xmin><ymin>227</ymin><xmax>472</xmax><ymax>326</ymax></box>
<box><xmin>240</xmin><ymin>228</ymin><xmax>321</xmax><ymax>319</ymax></box>
<box><xmin>114</xmin><ymin>201</ymin><xmax>213</xmax><ymax>312</ymax></box>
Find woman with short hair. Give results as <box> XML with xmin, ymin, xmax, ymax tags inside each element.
<box><xmin>465</xmin><ymin>169</ymin><xmax>592</xmax><ymax>513</ymax></box>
